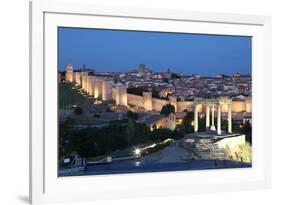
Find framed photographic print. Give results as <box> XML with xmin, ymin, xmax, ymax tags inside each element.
<box><xmin>30</xmin><ymin>1</ymin><xmax>272</xmax><ymax>204</ymax></box>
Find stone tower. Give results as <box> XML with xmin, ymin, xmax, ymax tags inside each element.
<box><xmin>115</xmin><ymin>84</ymin><xmax>127</xmax><ymax>106</ymax></box>
<box><xmin>102</xmin><ymin>80</ymin><xmax>113</xmax><ymax>101</ymax></box>
<box><xmin>74</xmin><ymin>72</ymin><xmax>81</xmax><ymax>85</ymax></box>
<box><xmin>87</xmin><ymin>76</ymin><xmax>95</xmax><ymax>96</ymax></box>
<box><xmin>65</xmin><ymin>64</ymin><xmax>74</xmax><ymax>82</ymax></box>
<box><xmin>81</xmin><ymin>72</ymin><xmax>88</xmax><ymax>91</ymax></box>
<box><xmin>94</xmin><ymin>78</ymin><xmax>103</xmax><ymax>99</ymax></box>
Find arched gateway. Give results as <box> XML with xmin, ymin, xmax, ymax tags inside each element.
<box><xmin>194</xmin><ymin>97</ymin><xmax>232</xmax><ymax>135</ymax></box>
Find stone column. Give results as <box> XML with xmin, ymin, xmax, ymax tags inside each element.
<box><xmin>228</xmin><ymin>104</ymin><xmax>232</xmax><ymax>133</ymax></box>
<box><xmin>206</xmin><ymin>105</ymin><xmax>210</xmax><ymax>129</ymax></box>
<box><xmin>217</xmin><ymin>104</ymin><xmax>221</xmax><ymax>135</ymax></box>
<box><xmin>210</xmin><ymin>105</ymin><xmax>216</xmax><ymax>131</ymax></box>
<box><xmin>194</xmin><ymin>104</ymin><xmax>198</xmax><ymax>133</ymax></box>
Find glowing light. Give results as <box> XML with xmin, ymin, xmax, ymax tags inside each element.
<box><xmin>134</xmin><ymin>148</ymin><xmax>141</xmax><ymax>156</ymax></box>
<box><xmin>191</xmin><ymin>121</ymin><xmax>194</xmax><ymax>126</ymax></box>
<box><xmin>163</xmin><ymin>138</ymin><xmax>173</xmax><ymax>143</ymax></box>
<box><xmin>135</xmin><ymin>161</ymin><xmax>141</xmax><ymax>167</ymax></box>
<box><xmin>143</xmin><ymin>143</ymin><xmax>157</xmax><ymax>149</ymax></box>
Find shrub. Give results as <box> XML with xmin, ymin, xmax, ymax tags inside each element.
<box><xmin>160</xmin><ymin>104</ymin><xmax>175</xmax><ymax>115</ymax></box>
<box><xmin>74</xmin><ymin>107</ymin><xmax>83</xmax><ymax>115</ymax></box>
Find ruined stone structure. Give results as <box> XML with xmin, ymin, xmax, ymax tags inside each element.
<box><xmin>193</xmin><ymin>97</ymin><xmax>232</xmax><ymax>135</ymax></box>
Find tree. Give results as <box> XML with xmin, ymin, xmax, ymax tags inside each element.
<box><xmin>236</xmin><ymin>142</ymin><xmax>252</xmax><ymax>163</ymax></box>
<box><xmin>182</xmin><ymin>111</ymin><xmax>194</xmax><ymax>133</ymax></box>
<box><xmin>150</xmin><ymin>128</ymin><xmax>173</xmax><ymax>141</ymax></box>
<box><xmin>243</xmin><ymin>120</ymin><xmax>252</xmax><ymax>144</ymax></box>
<box><xmin>171</xmin><ymin>73</ymin><xmax>180</xmax><ymax>79</ymax></box>
<box><xmin>127</xmin><ymin>110</ymin><xmax>138</xmax><ymax>121</ymax></box>
<box><xmin>74</xmin><ymin>106</ymin><xmax>83</xmax><ymax>115</ymax></box>
<box><xmin>162</xmin><ymin>78</ymin><xmax>169</xmax><ymax>83</ymax></box>
<box><xmin>126</xmin><ymin>119</ymin><xmax>135</xmax><ymax>146</ymax></box>
<box><xmin>69</xmin><ymin>134</ymin><xmax>95</xmax><ymax>159</ymax></box>
<box><xmin>160</xmin><ymin>104</ymin><xmax>175</xmax><ymax>115</ymax></box>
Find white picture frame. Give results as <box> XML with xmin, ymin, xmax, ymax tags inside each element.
<box><xmin>30</xmin><ymin>1</ymin><xmax>272</xmax><ymax>204</ymax></box>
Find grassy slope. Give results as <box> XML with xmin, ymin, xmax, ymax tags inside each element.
<box><xmin>59</xmin><ymin>82</ymin><xmax>86</xmax><ymax>109</ymax></box>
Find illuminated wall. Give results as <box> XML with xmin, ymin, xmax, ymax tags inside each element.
<box><xmin>102</xmin><ymin>80</ymin><xmax>113</xmax><ymax>101</ymax></box>
<box><xmin>81</xmin><ymin>75</ymin><xmax>88</xmax><ymax>92</ymax></box>
<box><xmin>94</xmin><ymin>79</ymin><xmax>103</xmax><ymax>99</ymax></box>
<box><xmin>112</xmin><ymin>86</ymin><xmax>117</xmax><ymax>100</ymax></box>
<box><xmin>245</xmin><ymin>96</ymin><xmax>252</xmax><ymax>113</ymax></box>
<box><xmin>70</xmin><ymin>73</ymin><xmax>252</xmax><ymax>114</ymax></box>
<box><xmin>127</xmin><ymin>94</ymin><xmax>143</xmax><ymax>108</ymax></box>
<box><xmin>87</xmin><ymin>76</ymin><xmax>95</xmax><ymax>96</ymax></box>
<box><xmin>143</xmin><ymin>92</ymin><xmax>152</xmax><ymax>111</ymax></box>
<box><xmin>74</xmin><ymin>72</ymin><xmax>81</xmax><ymax>85</ymax></box>
<box><xmin>152</xmin><ymin>98</ymin><xmax>169</xmax><ymax>111</ymax></box>
<box><xmin>126</xmin><ymin>93</ymin><xmax>251</xmax><ymax>114</ymax></box>
<box><xmin>149</xmin><ymin>113</ymin><xmax>176</xmax><ymax>131</ymax></box>
<box><xmin>65</xmin><ymin>64</ymin><xmax>74</xmax><ymax>82</ymax></box>
<box><xmin>177</xmin><ymin>101</ymin><xmax>194</xmax><ymax>112</ymax></box>
<box><xmin>115</xmin><ymin>85</ymin><xmax>127</xmax><ymax>106</ymax></box>
<box><xmin>232</xmin><ymin>101</ymin><xmax>246</xmax><ymax>112</ymax></box>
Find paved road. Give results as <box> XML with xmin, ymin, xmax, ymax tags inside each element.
<box><xmin>59</xmin><ymin>141</ymin><xmax>251</xmax><ymax>177</ymax></box>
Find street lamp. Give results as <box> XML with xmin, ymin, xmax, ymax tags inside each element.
<box><xmin>134</xmin><ymin>148</ymin><xmax>141</xmax><ymax>157</ymax></box>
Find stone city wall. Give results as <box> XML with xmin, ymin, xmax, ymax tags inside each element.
<box><xmin>65</xmin><ymin>69</ymin><xmax>252</xmax><ymax>113</ymax></box>
<box><xmin>152</xmin><ymin>98</ymin><xmax>169</xmax><ymax>111</ymax></box>
<box><xmin>127</xmin><ymin>94</ymin><xmax>144</xmax><ymax>108</ymax></box>
<box><xmin>126</xmin><ymin>93</ymin><xmax>251</xmax><ymax>113</ymax></box>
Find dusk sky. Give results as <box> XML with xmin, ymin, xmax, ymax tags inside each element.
<box><xmin>58</xmin><ymin>27</ymin><xmax>252</xmax><ymax>76</ymax></box>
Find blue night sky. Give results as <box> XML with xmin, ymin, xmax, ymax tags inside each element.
<box><xmin>58</xmin><ymin>27</ymin><xmax>252</xmax><ymax>76</ymax></box>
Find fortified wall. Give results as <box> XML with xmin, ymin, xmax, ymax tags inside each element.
<box><xmin>65</xmin><ymin>68</ymin><xmax>252</xmax><ymax>113</ymax></box>
<box><xmin>127</xmin><ymin>92</ymin><xmax>251</xmax><ymax>113</ymax></box>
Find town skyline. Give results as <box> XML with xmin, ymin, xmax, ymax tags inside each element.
<box><xmin>58</xmin><ymin>27</ymin><xmax>252</xmax><ymax>75</ymax></box>
<box><xmin>59</xmin><ymin>63</ymin><xmax>252</xmax><ymax>77</ymax></box>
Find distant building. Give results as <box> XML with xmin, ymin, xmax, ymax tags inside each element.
<box><xmin>138</xmin><ymin>64</ymin><xmax>152</xmax><ymax>74</ymax></box>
